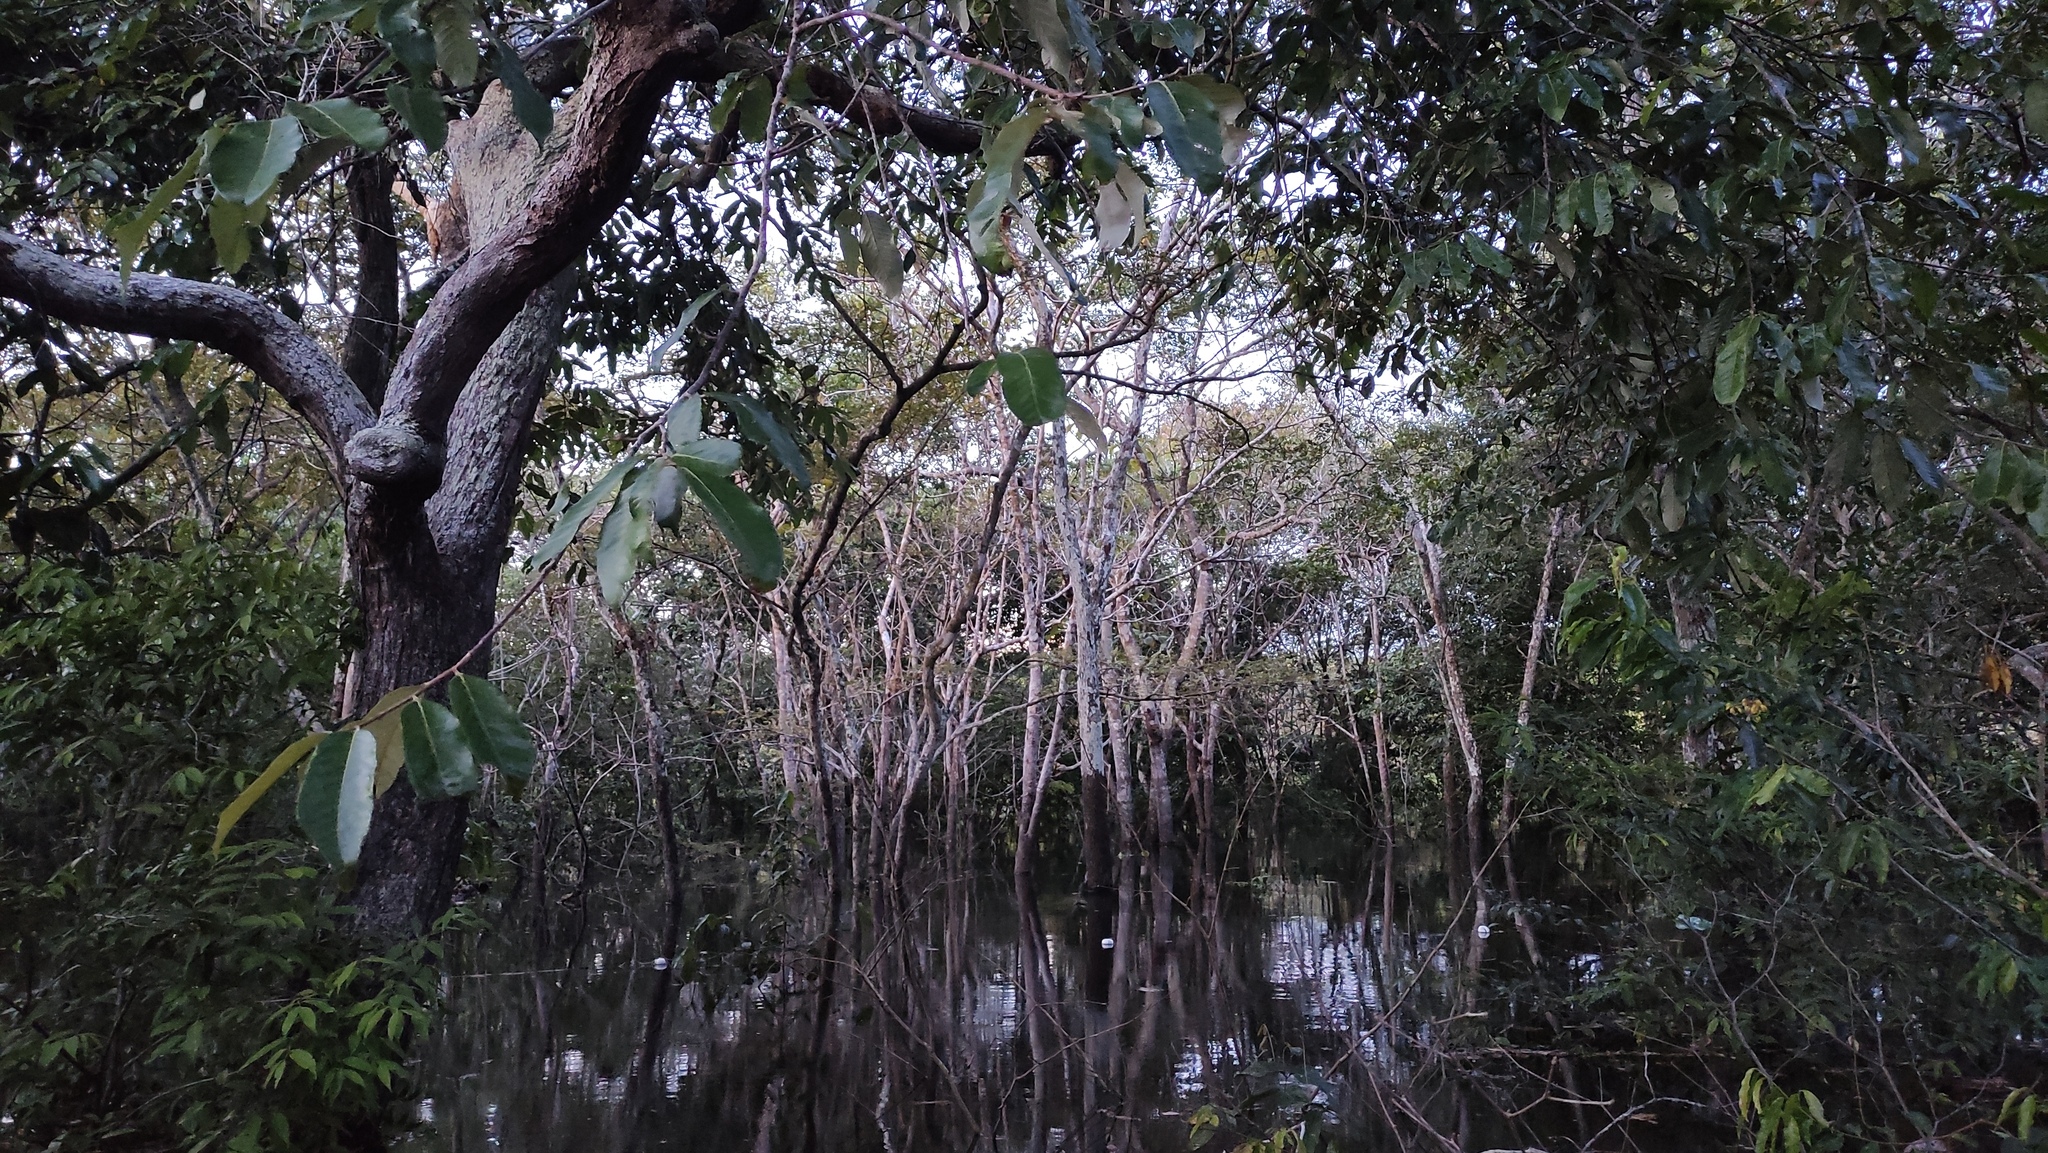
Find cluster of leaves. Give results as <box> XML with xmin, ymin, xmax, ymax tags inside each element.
<box><xmin>1241</xmin><ymin>0</ymin><xmax>2048</xmax><ymax>584</ymax></box>
<box><xmin>0</xmin><ymin>542</ymin><xmax>461</xmax><ymax>1149</ymax></box>
<box><xmin>102</xmin><ymin>0</ymin><xmax>554</xmax><ymax>278</ymax></box>
<box><xmin>213</xmin><ymin>670</ymin><xmax>535</xmax><ymax>870</ymax></box>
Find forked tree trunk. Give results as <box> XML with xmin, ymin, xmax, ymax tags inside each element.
<box><xmin>348</xmin><ymin>85</ymin><xmax>574</xmax><ymax>936</ymax></box>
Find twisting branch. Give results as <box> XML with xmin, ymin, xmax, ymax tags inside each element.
<box><xmin>0</xmin><ymin>231</ymin><xmax>373</xmax><ymax>467</ymax></box>
<box><xmin>351</xmin><ymin>0</ymin><xmax>728</xmax><ymax>493</ymax></box>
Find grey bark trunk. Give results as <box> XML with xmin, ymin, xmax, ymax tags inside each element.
<box><xmin>347</xmin><ymin>85</ymin><xmax>575</xmax><ymax>936</ymax></box>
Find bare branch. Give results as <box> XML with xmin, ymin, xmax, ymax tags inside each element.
<box><xmin>0</xmin><ymin>230</ymin><xmax>372</xmax><ymax>464</ymax></box>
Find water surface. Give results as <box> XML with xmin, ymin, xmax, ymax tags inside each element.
<box><xmin>409</xmin><ymin>839</ymin><xmax>1712</xmax><ymax>1151</ymax></box>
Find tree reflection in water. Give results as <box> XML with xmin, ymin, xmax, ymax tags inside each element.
<box><xmin>408</xmin><ymin>843</ymin><xmax>1716</xmax><ymax>1152</ymax></box>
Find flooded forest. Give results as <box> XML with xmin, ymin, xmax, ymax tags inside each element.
<box><xmin>4</xmin><ymin>0</ymin><xmax>2048</xmax><ymax>1150</ymax></box>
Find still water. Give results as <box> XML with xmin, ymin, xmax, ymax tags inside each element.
<box><xmin>407</xmin><ymin>839</ymin><xmax>1711</xmax><ymax>1152</ymax></box>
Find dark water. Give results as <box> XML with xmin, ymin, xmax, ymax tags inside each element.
<box><xmin>405</xmin><ymin>839</ymin><xmax>1714</xmax><ymax>1152</ymax></box>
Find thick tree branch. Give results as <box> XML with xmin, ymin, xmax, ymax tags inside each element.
<box><xmin>353</xmin><ymin>0</ymin><xmax>725</xmax><ymax>493</ymax></box>
<box><xmin>0</xmin><ymin>231</ymin><xmax>372</xmax><ymax>464</ymax></box>
<box><xmin>716</xmin><ymin>39</ymin><xmax>1068</xmax><ymax>157</ymax></box>
<box><xmin>342</xmin><ymin>154</ymin><xmax>401</xmax><ymax>409</ymax></box>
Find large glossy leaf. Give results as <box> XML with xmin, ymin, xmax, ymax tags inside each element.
<box><xmin>429</xmin><ymin>0</ymin><xmax>478</xmax><ymax>88</ymax></box>
<box><xmin>673</xmin><ymin>437</ymin><xmax>742</xmax><ymax>473</ymax></box>
<box><xmin>214</xmin><ymin>731</ymin><xmax>323</xmax><ymax>853</ymax></box>
<box><xmin>112</xmin><ymin>132</ymin><xmax>213</xmax><ymax>282</ymax></box>
<box><xmin>386</xmin><ymin>81</ymin><xmax>448</xmax><ymax>152</ymax></box>
<box><xmin>208</xmin><ymin>195</ymin><xmax>254</xmax><ymax>274</ymax></box>
<box><xmin>859</xmin><ymin>211</ymin><xmax>905</xmax><ymax>297</ymax></box>
<box><xmin>1145</xmin><ymin>82</ymin><xmax>1226</xmax><ymax>194</ymax></box>
<box><xmin>595</xmin><ymin>467</ymin><xmax>655</xmax><ymax>604</ymax></box>
<box><xmin>709</xmin><ymin>392</ymin><xmax>810</xmax><ymax>485</ymax></box>
<box><xmin>356</xmin><ymin>684</ymin><xmax>425</xmax><ymax>797</ymax></box>
<box><xmin>996</xmin><ymin>347</ymin><xmax>1068</xmax><ymax>426</ymax></box>
<box><xmin>449</xmin><ymin>674</ymin><xmax>536</xmax><ymax>782</ymax></box>
<box><xmin>488</xmin><ymin>32</ymin><xmax>552</xmax><ymax>143</ymax></box>
<box><xmin>377</xmin><ymin>0</ymin><xmax>438</xmax><ymax>77</ymax></box>
<box><xmin>297</xmin><ymin>728</ymin><xmax>377</xmax><ymax>867</ymax></box>
<box><xmin>675</xmin><ymin>457</ymin><xmax>783</xmax><ymax>587</ymax></box>
<box><xmin>650</xmin><ymin>462</ymin><xmax>684</xmax><ymax>530</ymax></box>
<box><xmin>529</xmin><ymin>455</ymin><xmax>638</xmax><ymax>569</ymax></box>
<box><xmin>209</xmin><ymin>116</ymin><xmax>304</xmax><ymax>205</ymax></box>
<box><xmin>1016</xmin><ymin>0</ymin><xmax>1072</xmax><ymax>76</ymax></box>
<box><xmin>964</xmin><ymin>104</ymin><xmax>1054</xmax><ymax>271</ymax></box>
<box><xmin>286</xmin><ymin>98</ymin><xmax>390</xmax><ymax>150</ymax></box>
<box><xmin>401</xmin><ymin>698</ymin><xmax>477</xmax><ymax>800</ymax></box>
<box><xmin>1713</xmin><ymin>315</ymin><xmax>1761</xmax><ymax>405</ymax></box>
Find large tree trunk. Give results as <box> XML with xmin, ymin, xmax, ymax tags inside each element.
<box><xmin>347</xmin><ymin>85</ymin><xmax>574</xmax><ymax>936</ymax></box>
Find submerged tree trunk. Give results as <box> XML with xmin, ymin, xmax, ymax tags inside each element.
<box><xmin>1501</xmin><ymin>508</ymin><xmax>1566</xmax><ymax>968</ymax></box>
<box><xmin>1052</xmin><ymin>431</ymin><xmax>1116</xmax><ymax>894</ymax></box>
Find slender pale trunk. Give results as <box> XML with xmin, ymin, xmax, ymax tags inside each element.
<box><xmin>1409</xmin><ymin>520</ymin><xmax>1490</xmax><ymax>958</ymax></box>
<box><xmin>1501</xmin><ymin>508</ymin><xmax>1565</xmax><ymax>967</ymax></box>
<box><xmin>1052</xmin><ymin>431</ymin><xmax>1115</xmax><ymax>893</ymax></box>
<box><xmin>1671</xmin><ymin>573</ymin><xmax>1719</xmax><ymax>766</ymax></box>
<box><xmin>1367</xmin><ymin>593</ymin><xmax>1392</xmax><ymax>831</ymax></box>
<box><xmin>1014</xmin><ymin>487</ymin><xmax>1052</xmax><ymax>876</ymax></box>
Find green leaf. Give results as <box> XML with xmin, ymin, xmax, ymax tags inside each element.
<box><xmin>529</xmin><ymin>455</ymin><xmax>637</xmax><ymax>568</ymax></box>
<box><xmin>709</xmin><ymin>392</ymin><xmax>811</xmax><ymax>485</ymax></box>
<box><xmin>665</xmin><ymin>395</ymin><xmax>703</xmax><ymax>446</ymax></box>
<box><xmin>1461</xmin><ymin>232</ymin><xmax>1511</xmax><ymax>276</ymax></box>
<box><xmin>965</xmin><ymin>360</ymin><xmax>996</xmax><ymax>397</ymax></box>
<box><xmin>2028</xmin><ymin>82</ymin><xmax>2048</xmax><ymax>142</ymax></box>
<box><xmin>296</xmin><ymin>728</ymin><xmax>377</xmax><ymax>867</ymax></box>
<box><xmin>377</xmin><ymin>0</ymin><xmax>438</xmax><ymax>78</ymax></box>
<box><xmin>301</xmin><ymin>0</ymin><xmax>378</xmax><ymax>24</ymax></box>
<box><xmin>429</xmin><ymin>0</ymin><xmax>478</xmax><ymax>88</ymax></box>
<box><xmin>386</xmin><ymin>81</ymin><xmax>447</xmax><ymax>151</ymax></box>
<box><xmin>448</xmin><ymin>674</ymin><xmax>536</xmax><ymax>782</ymax></box>
<box><xmin>647</xmin><ymin>291</ymin><xmax>719</xmax><ymax>377</ymax></box>
<box><xmin>1870</xmin><ymin>432</ymin><xmax>1913</xmax><ymax>513</ymax></box>
<box><xmin>1536</xmin><ymin>70</ymin><xmax>1573</xmax><ymax>122</ymax></box>
<box><xmin>400</xmin><ymin>698</ymin><xmax>476</xmax><ymax>800</ymax></box>
<box><xmin>595</xmin><ymin>468</ymin><xmax>655</xmax><ymax>604</ymax></box>
<box><xmin>1016</xmin><ymin>0</ymin><xmax>1072</xmax><ymax>76</ymax></box>
<box><xmin>487</xmin><ymin>31</ymin><xmax>552</xmax><ymax>143</ymax></box>
<box><xmin>673</xmin><ymin>437</ymin><xmax>742</xmax><ymax>473</ymax></box>
<box><xmin>858</xmin><ymin>211</ymin><xmax>905</xmax><ymax>297</ymax></box>
<box><xmin>1713</xmin><ymin>314</ymin><xmax>1761</xmax><ymax>405</ymax></box>
<box><xmin>996</xmin><ymin>346</ymin><xmax>1067</xmax><ymax>425</ymax></box>
<box><xmin>1146</xmin><ymin>81</ymin><xmax>1227</xmax><ymax>194</ymax></box>
<box><xmin>111</xmin><ymin>134</ymin><xmax>211</xmax><ymax>282</ymax></box>
<box><xmin>208</xmin><ymin>195</ymin><xmax>254</xmax><ymax>273</ymax></box>
<box><xmin>964</xmin><ymin>104</ymin><xmax>1054</xmax><ymax>272</ymax></box>
<box><xmin>650</xmin><ymin>462</ymin><xmax>684</xmax><ymax>530</ymax></box>
<box><xmin>215</xmin><ymin>731</ymin><xmax>324</xmax><ymax>853</ymax></box>
<box><xmin>675</xmin><ymin>457</ymin><xmax>783</xmax><ymax>587</ymax></box>
<box><xmin>286</xmin><ymin>98</ymin><xmax>390</xmax><ymax>150</ymax></box>
<box><xmin>209</xmin><ymin>117</ymin><xmax>304</xmax><ymax>205</ymax></box>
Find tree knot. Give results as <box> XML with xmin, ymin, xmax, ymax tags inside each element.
<box><xmin>346</xmin><ymin>420</ymin><xmax>445</xmax><ymax>494</ymax></box>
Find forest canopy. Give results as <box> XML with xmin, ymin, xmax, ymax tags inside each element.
<box><xmin>3</xmin><ymin>0</ymin><xmax>2048</xmax><ymax>1147</ymax></box>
